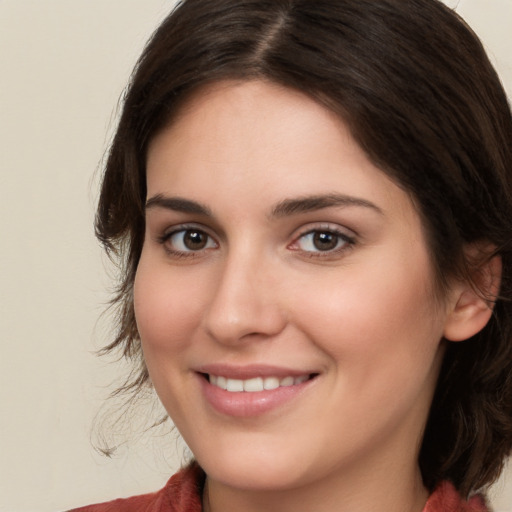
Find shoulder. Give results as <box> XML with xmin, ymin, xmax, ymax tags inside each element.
<box><xmin>423</xmin><ymin>481</ymin><xmax>490</xmax><ymax>512</ymax></box>
<box><xmin>67</xmin><ymin>463</ymin><xmax>204</xmax><ymax>512</ymax></box>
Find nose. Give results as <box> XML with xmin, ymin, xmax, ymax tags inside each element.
<box><xmin>201</xmin><ymin>250</ymin><xmax>287</xmax><ymax>345</ymax></box>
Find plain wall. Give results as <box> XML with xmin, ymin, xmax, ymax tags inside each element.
<box><xmin>0</xmin><ymin>1</ymin><xmax>511</xmax><ymax>511</ymax></box>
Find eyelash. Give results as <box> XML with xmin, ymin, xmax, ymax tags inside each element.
<box><xmin>157</xmin><ymin>224</ymin><xmax>356</xmax><ymax>259</ymax></box>
<box><xmin>289</xmin><ymin>226</ymin><xmax>356</xmax><ymax>258</ymax></box>
<box><xmin>157</xmin><ymin>225</ymin><xmax>218</xmax><ymax>258</ymax></box>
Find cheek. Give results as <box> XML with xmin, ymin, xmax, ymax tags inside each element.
<box><xmin>289</xmin><ymin>252</ymin><xmax>445</xmax><ymax>442</ymax></box>
<box><xmin>133</xmin><ymin>255</ymin><xmax>208</xmax><ymax>356</ymax></box>
<box><xmin>290</xmin><ymin>247</ymin><xmax>444</xmax><ymax>383</ymax></box>
<box><xmin>133</xmin><ymin>254</ymin><xmax>213</xmax><ymax>418</ymax></box>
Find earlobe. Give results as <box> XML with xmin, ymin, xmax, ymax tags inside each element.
<box><xmin>443</xmin><ymin>251</ymin><xmax>502</xmax><ymax>342</ymax></box>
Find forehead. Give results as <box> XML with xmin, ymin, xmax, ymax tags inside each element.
<box><xmin>146</xmin><ymin>80</ymin><xmax>419</xmax><ymax>225</ymax></box>
<box><xmin>151</xmin><ymin>79</ymin><xmax>347</xmax><ymax>166</ymax></box>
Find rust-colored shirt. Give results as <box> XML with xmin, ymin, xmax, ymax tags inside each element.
<box><xmin>68</xmin><ymin>464</ymin><xmax>489</xmax><ymax>512</ymax></box>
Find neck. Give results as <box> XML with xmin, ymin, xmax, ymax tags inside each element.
<box><xmin>203</xmin><ymin>457</ymin><xmax>429</xmax><ymax>512</ymax></box>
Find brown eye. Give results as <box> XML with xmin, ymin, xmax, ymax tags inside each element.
<box><xmin>312</xmin><ymin>231</ymin><xmax>338</xmax><ymax>251</ymax></box>
<box><xmin>165</xmin><ymin>228</ymin><xmax>217</xmax><ymax>253</ymax></box>
<box><xmin>294</xmin><ymin>229</ymin><xmax>354</xmax><ymax>254</ymax></box>
<box><xmin>183</xmin><ymin>230</ymin><xmax>208</xmax><ymax>250</ymax></box>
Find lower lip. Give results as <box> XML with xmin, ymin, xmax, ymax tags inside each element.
<box><xmin>199</xmin><ymin>375</ymin><xmax>314</xmax><ymax>417</ymax></box>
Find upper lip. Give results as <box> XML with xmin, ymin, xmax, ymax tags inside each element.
<box><xmin>195</xmin><ymin>364</ymin><xmax>316</xmax><ymax>380</ymax></box>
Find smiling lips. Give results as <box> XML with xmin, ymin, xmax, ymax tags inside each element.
<box><xmin>209</xmin><ymin>374</ymin><xmax>310</xmax><ymax>392</ymax></box>
<box><xmin>199</xmin><ymin>368</ymin><xmax>316</xmax><ymax>417</ymax></box>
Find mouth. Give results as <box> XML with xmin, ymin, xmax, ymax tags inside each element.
<box><xmin>196</xmin><ymin>364</ymin><xmax>319</xmax><ymax>416</ymax></box>
<box><xmin>205</xmin><ymin>373</ymin><xmax>315</xmax><ymax>392</ymax></box>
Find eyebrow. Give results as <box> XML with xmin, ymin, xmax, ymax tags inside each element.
<box><xmin>145</xmin><ymin>194</ymin><xmax>212</xmax><ymax>216</ymax></box>
<box><xmin>270</xmin><ymin>194</ymin><xmax>383</xmax><ymax>218</ymax></box>
<box><xmin>145</xmin><ymin>193</ymin><xmax>383</xmax><ymax>218</ymax></box>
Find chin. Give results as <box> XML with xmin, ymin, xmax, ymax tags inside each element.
<box><xmin>194</xmin><ymin>442</ymin><xmax>314</xmax><ymax>491</ymax></box>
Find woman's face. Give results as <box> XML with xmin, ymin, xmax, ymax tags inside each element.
<box><xmin>135</xmin><ymin>81</ymin><xmax>451</xmax><ymax>493</ymax></box>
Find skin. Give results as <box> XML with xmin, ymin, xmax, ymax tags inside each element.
<box><xmin>134</xmin><ymin>80</ymin><xmax>486</xmax><ymax>512</ymax></box>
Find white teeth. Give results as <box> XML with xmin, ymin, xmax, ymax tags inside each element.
<box><xmin>209</xmin><ymin>374</ymin><xmax>311</xmax><ymax>392</ymax></box>
<box><xmin>280</xmin><ymin>376</ymin><xmax>294</xmax><ymax>387</ymax></box>
<box><xmin>226</xmin><ymin>378</ymin><xmax>244</xmax><ymax>392</ymax></box>
<box><xmin>263</xmin><ymin>377</ymin><xmax>280</xmax><ymax>390</ymax></box>
<box><xmin>244</xmin><ymin>377</ymin><xmax>263</xmax><ymax>392</ymax></box>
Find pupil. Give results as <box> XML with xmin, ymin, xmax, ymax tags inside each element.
<box><xmin>184</xmin><ymin>230</ymin><xmax>207</xmax><ymax>250</ymax></box>
<box><xmin>313</xmin><ymin>232</ymin><xmax>337</xmax><ymax>251</ymax></box>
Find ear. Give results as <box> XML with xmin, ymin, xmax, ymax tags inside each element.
<box><xmin>443</xmin><ymin>246</ymin><xmax>502</xmax><ymax>342</ymax></box>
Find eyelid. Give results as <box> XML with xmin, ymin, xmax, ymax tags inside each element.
<box><xmin>160</xmin><ymin>222</ymin><xmax>213</xmax><ymax>237</ymax></box>
<box><xmin>157</xmin><ymin>223</ymin><xmax>219</xmax><ymax>256</ymax></box>
<box><xmin>288</xmin><ymin>223</ymin><xmax>356</xmax><ymax>255</ymax></box>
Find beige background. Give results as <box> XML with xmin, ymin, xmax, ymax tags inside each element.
<box><xmin>0</xmin><ymin>1</ymin><xmax>511</xmax><ymax>511</ymax></box>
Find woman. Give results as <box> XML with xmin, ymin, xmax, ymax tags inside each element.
<box><xmin>71</xmin><ymin>0</ymin><xmax>512</xmax><ymax>510</ymax></box>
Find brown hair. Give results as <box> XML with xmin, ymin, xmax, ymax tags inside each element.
<box><xmin>96</xmin><ymin>0</ymin><xmax>512</xmax><ymax>497</ymax></box>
